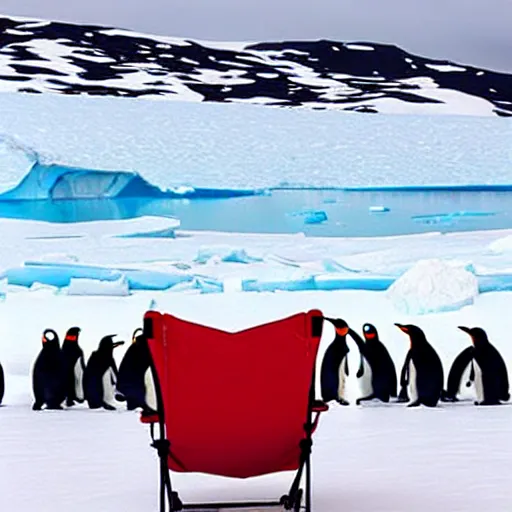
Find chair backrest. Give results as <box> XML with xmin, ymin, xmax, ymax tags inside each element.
<box><xmin>144</xmin><ymin>309</ymin><xmax>324</xmax><ymax>479</ymax></box>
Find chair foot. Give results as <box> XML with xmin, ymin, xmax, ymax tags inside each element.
<box><xmin>169</xmin><ymin>491</ymin><xmax>183</xmax><ymax>511</ymax></box>
<box><xmin>280</xmin><ymin>488</ymin><xmax>303</xmax><ymax>511</ymax></box>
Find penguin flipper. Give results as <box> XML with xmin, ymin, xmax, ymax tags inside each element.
<box><xmin>344</xmin><ymin>356</ymin><xmax>350</xmax><ymax>377</ymax></box>
<box><xmin>399</xmin><ymin>350</ymin><xmax>412</xmax><ymax>388</ymax></box>
<box><xmin>348</xmin><ymin>328</ymin><xmax>365</xmax><ymax>352</ymax></box>
<box><xmin>446</xmin><ymin>346</ymin><xmax>474</xmax><ymax>397</ymax></box>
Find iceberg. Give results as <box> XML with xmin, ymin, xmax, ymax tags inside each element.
<box><xmin>386</xmin><ymin>259</ymin><xmax>479</xmax><ymax>315</ymax></box>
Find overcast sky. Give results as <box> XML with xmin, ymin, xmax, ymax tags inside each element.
<box><xmin>3</xmin><ymin>0</ymin><xmax>512</xmax><ymax>72</ymax></box>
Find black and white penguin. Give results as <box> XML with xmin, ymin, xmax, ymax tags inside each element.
<box><xmin>458</xmin><ymin>326</ymin><xmax>510</xmax><ymax>406</ymax></box>
<box><xmin>0</xmin><ymin>359</ymin><xmax>4</xmax><ymax>406</ymax></box>
<box><xmin>32</xmin><ymin>329</ymin><xmax>66</xmax><ymax>410</ymax></box>
<box><xmin>320</xmin><ymin>318</ymin><xmax>351</xmax><ymax>405</ymax></box>
<box><xmin>83</xmin><ymin>334</ymin><xmax>125</xmax><ymax>410</ymax></box>
<box><xmin>116</xmin><ymin>328</ymin><xmax>156</xmax><ymax>414</ymax></box>
<box><xmin>61</xmin><ymin>326</ymin><xmax>86</xmax><ymax>407</ymax></box>
<box><xmin>441</xmin><ymin>346</ymin><xmax>475</xmax><ymax>402</ymax></box>
<box><xmin>395</xmin><ymin>323</ymin><xmax>444</xmax><ymax>407</ymax></box>
<box><xmin>351</xmin><ymin>324</ymin><xmax>398</xmax><ymax>405</ymax></box>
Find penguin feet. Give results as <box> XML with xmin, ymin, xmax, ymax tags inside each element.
<box><xmin>66</xmin><ymin>399</ymin><xmax>75</xmax><ymax>407</ymax></box>
<box><xmin>102</xmin><ymin>402</ymin><xmax>116</xmax><ymax>411</ymax></box>
<box><xmin>32</xmin><ymin>401</ymin><xmax>43</xmax><ymax>411</ymax></box>
<box><xmin>474</xmin><ymin>400</ymin><xmax>501</xmax><ymax>406</ymax></box>
<box><xmin>407</xmin><ymin>400</ymin><xmax>421</xmax><ymax>408</ymax></box>
<box><xmin>336</xmin><ymin>398</ymin><xmax>350</xmax><ymax>406</ymax></box>
<box><xmin>46</xmin><ymin>404</ymin><xmax>64</xmax><ymax>410</ymax></box>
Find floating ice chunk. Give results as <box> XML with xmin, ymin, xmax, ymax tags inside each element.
<box><xmin>194</xmin><ymin>247</ymin><xmax>263</xmax><ymax>264</ymax></box>
<box><xmin>304</xmin><ymin>210</ymin><xmax>327</xmax><ymax>224</ymax></box>
<box><xmin>369</xmin><ymin>205</ymin><xmax>390</xmax><ymax>213</ymax></box>
<box><xmin>67</xmin><ymin>275</ymin><xmax>130</xmax><ymax>296</ymax></box>
<box><xmin>291</xmin><ymin>209</ymin><xmax>328</xmax><ymax>224</ymax></box>
<box><xmin>386</xmin><ymin>259</ymin><xmax>479</xmax><ymax>315</ymax></box>
<box><xmin>412</xmin><ymin>211</ymin><xmax>496</xmax><ymax>225</ymax></box>
<box><xmin>242</xmin><ymin>276</ymin><xmax>316</xmax><ymax>292</ymax></box>
<box><xmin>169</xmin><ymin>276</ymin><xmax>223</xmax><ymax>294</ymax></box>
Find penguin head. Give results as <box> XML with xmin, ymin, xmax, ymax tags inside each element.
<box><xmin>42</xmin><ymin>328</ymin><xmax>60</xmax><ymax>348</ymax></box>
<box><xmin>324</xmin><ymin>317</ymin><xmax>349</xmax><ymax>337</ymax></box>
<box><xmin>362</xmin><ymin>323</ymin><xmax>378</xmax><ymax>341</ymax></box>
<box><xmin>132</xmin><ymin>328</ymin><xmax>144</xmax><ymax>344</ymax></box>
<box><xmin>64</xmin><ymin>326</ymin><xmax>81</xmax><ymax>343</ymax></box>
<box><xmin>98</xmin><ymin>335</ymin><xmax>125</xmax><ymax>352</ymax></box>
<box><xmin>458</xmin><ymin>326</ymin><xmax>489</xmax><ymax>345</ymax></box>
<box><xmin>395</xmin><ymin>323</ymin><xmax>427</xmax><ymax>346</ymax></box>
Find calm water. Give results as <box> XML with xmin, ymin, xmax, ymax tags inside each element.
<box><xmin>0</xmin><ymin>189</ymin><xmax>511</xmax><ymax>237</ymax></box>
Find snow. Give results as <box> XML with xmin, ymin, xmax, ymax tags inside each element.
<box><xmin>0</xmin><ymin>93</ymin><xmax>510</xmax><ymax>192</ymax></box>
<box><xmin>0</xmin><ymin>288</ymin><xmax>511</xmax><ymax>512</ymax></box>
<box><xmin>345</xmin><ymin>44</ymin><xmax>375</xmax><ymax>51</ymax></box>
<box><xmin>386</xmin><ymin>259</ymin><xmax>479</xmax><ymax>315</ymax></box>
<box><xmin>67</xmin><ymin>275</ymin><xmax>130</xmax><ymax>296</ymax></box>
<box><xmin>487</xmin><ymin>234</ymin><xmax>512</xmax><ymax>254</ymax></box>
<box><xmin>425</xmin><ymin>64</ymin><xmax>467</xmax><ymax>72</ymax></box>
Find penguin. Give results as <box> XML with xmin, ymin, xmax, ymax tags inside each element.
<box><xmin>0</xmin><ymin>359</ymin><xmax>4</xmax><ymax>406</ymax></box>
<box><xmin>61</xmin><ymin>326</ymin><xmax>86</xmax><ymax>407</ymax></box>
<box><xmin>116</xmin><ymin>328</ymin><xmax>156</xmax><ymax>414</ymax></box>
<box><xmin>441</xmin><ymin>346</ymin><xmax>475</xmax><ymax>402</ymax></box>
<box><xmin>458</xmin><ymin>326</ymin><xmax>510</xmax><ymax>406</ymax></box>
<box><xmin>351</xmin><ymin>324</ymin><xmax>398</xmax><ymax>405</ymax></box>
<box><xmin>83</xmin><ymin>335</ymin><xmax>125</xmax><ymax>410</ymax></box>
<box><xmin>395</xmin><ymin>324</ymin><xmax>444</xmax><ymax>407</ymax></box>
<box><xmin>32</xmin><ymin>329</ymin><xmax>66</xmax><ymax>410</ymax></box>
<box><xmin>320</xmin><ymin>318</ymin><xmax>351</xmax><ymax>405</ymax></box>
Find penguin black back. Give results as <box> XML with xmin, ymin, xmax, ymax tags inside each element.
<box><xmin>61</xmin><ymin>326</ymin><xmax>86</xmax><ymax>407</ymax></box>
<box><xmin>396</xmin><ymin>324</ymin><xmax>444</xmax><ymax>407</ymax></box>
<box><xmin>32</xmin><ymin>329</ymin><xmax>66</xmax><ymax>410</ymax></box>
<box><xmin>353</xmin><ymin>323</ymin><xmax>398</xmax><ymax>404</ymax></box>
<box><xmin>320</xmin><ymin>318</ymin><xmax>351</xmax><ymax>405</ymax></box>
<box><xmin>458</xmin><ymin>326</ymin><xmax>509</xmax><ymax>405</ymax></box>
<box><xmin>116</xmin><ymin>328</ymin><xmax>153</xmax><ymax>412</ymax></box>
<box><xmin>84</xmin><ymin>334</ymin><xmax>125</xmax><ymax>410</ymax></box>
<box><xmin>443</xmin><ymin>345</ymin><xmax>475</xmax><ymax>402</ymax></box>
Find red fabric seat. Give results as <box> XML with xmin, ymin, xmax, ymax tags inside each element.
<box><xmin>142</xmin><ymin>309</ymin><xmax>327</xmax><ymax>511</ymax></box>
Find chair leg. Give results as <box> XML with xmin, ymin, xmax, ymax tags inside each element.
<box><xmin>305</xmin><ymin>450</ymin><xmax>312</xmax><ymax>512</ymax></box>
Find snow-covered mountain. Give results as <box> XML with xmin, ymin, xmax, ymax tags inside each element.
<box><xmin>1</xmin><ymin>14</ymin><xmax>511</xmax><ymax>117</ymax></box>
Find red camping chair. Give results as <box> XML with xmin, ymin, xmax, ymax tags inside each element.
<box><xmin>140</xmin><ymin>309</ymin><xmax>329</xmax><ymax>512</ymax></box>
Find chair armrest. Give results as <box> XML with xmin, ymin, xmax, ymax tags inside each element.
<box><xmin>312</xmin><ymin>400</ymin><xmax>329</xmax><ymax>413</ymax></box>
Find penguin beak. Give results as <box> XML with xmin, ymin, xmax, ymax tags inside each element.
<box><xmin>458</xmin><ymin>326</ymin><xmax>471</xmax><ymax>334</ymax></box>
<box><xmin>323</xmin><ymin>317</ymin><xmax>335</xmax><ymax>324</ymax></box>
<box><xmin>395</xmin><ymin>323</ymin><xmax>409</xmax><ymax>333</ymax></box>
<box><xmin>113</xmin><ymin>341</ymin><xmax>125</xmax><ymax>348</ymax></box>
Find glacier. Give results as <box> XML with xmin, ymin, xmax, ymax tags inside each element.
<box><xmin>0</xmin><ymin>93</ymin><xmax>510</xmax><ymax>194</ymax></box>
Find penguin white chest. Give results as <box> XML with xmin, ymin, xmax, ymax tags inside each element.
<box><xmin>144</xmin><ymin>367</ymin><xmax>157</xmax><ymax>411</ymax></box>
<box><xmin>337</xmin><ymin>355</ymin><xmax>348</xmax><ymax>400</ymax></box>
<box><xmin>473</xmin><ymin>361</ymin><xmax>484</xmax><ymax>402</ymax></box>
<box><xmin>358</xmin><ymin>358</ymin><xmax>373</xmax><ymax>397</ymax></box>
<box><xmin>102</xmin><ymin>367</ymin><xmax>117</xmax><ymax>406</ymax></box>
<box><xmin>408</xmin><ymin>359</ymin><xmax>418</xmax><ymax>402</ymax></box>
<box><xmin>73</xmin><ymin>359</ymin><xmax>84</xmax><ymax>401</ymax></box>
